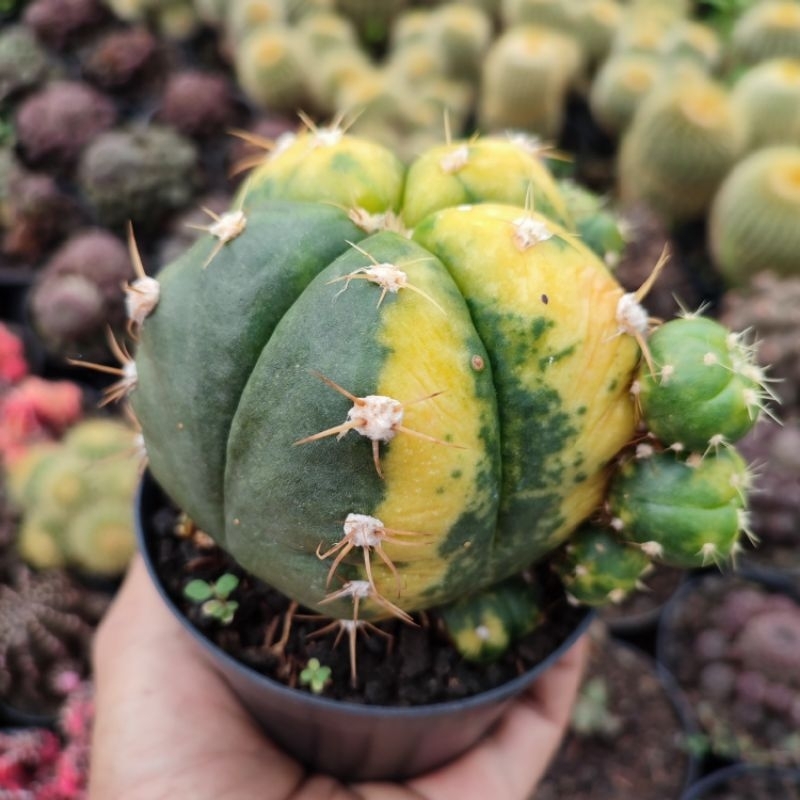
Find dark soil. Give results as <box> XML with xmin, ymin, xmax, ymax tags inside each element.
<box><xmin>144</xmin><ymin>480</ymin><xmax>589</xmax><ymax>706</ymax></box>
<box><xmin>534</xmin><ymin>630</ymin><xmax>694</xmax><ymax>800</ymax></box>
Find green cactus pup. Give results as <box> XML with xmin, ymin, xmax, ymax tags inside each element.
<box><xmin>636</xmin><ymin>315</ymin><xmax>773</xmax><ymax>451</ymax></box>
<box><xmin>120</xmin><ymin>126</ymin><xmax>758</xmax><ymax>669</ymax></box>
<box><xmin>709</xmin><ymin>145</ymin><xmax>800</xmax><ymax>284</ymax></box>
<box><xmin>608</xmin><ymin>447</ymin><xmax>750</xmax><ymax>568</ymax></box>
<box><xmin>555</xmin><ymin>525</ymin><xmax>651</xmax><ymax>606</ymax></box>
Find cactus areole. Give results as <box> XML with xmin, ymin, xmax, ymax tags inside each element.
<box><xmin>128</xmin><ymin>129</ymin><xmax>758</xmax><ymax>641</ymax></box>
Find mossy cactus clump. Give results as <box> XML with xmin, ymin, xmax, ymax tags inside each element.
<box><xmin>15</xmin><ymin>80</ymin><xmax>117</xmax><ymax>168</ymax></box>
<box><xmin>618</xmin><ymin>73</ymin><xmax>746</xmax><ymax>222</ymax></box>
<box><xmin>731</xmin><ymin>58</ymin><xmax>800</xmax><ymax>151</ymax></box>
<box><xmin>119</xmin><ymin>126</ymin><xmax>761</xmax><ymax>664</ymax></box>
<box><xmin>77</xmin><ymin>124</ymin><xmax>199</xmax><ymax>230</ymax></box>
<box><xmin>0</xmin><ymin>25</ymin><xmax>54</xmax><ymax>102</ymax></box>
<box><xmin>28</xmin><ymin>229</ymin><xmax>134</xmax><ymax>358</ymax></box>
<box><xmin>6</xmin><ymin>417</ymin><xmax>139</xmax><ymax>578</ymax></box>
<box><xmin>157</xmin><ymin>70</ymin><xmax>236</xmax><ymax>138</ymax></box>
<box><xmin>709</xmin><ymin>145</ymin><xmax>800</xmax><ymax>285</ymax></box>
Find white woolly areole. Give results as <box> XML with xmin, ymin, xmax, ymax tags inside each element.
<box><xmin>364</xmin><ymin>264</ymin><xmax>408</xmax><ymax>294</ymax></box>
<box><xmin>209</xmin><ymin>209</ymin><xmax>247</xmax><ymax>242</ymax></box>
<box><xmin>506</xmin><ymin>130</ymin><xmax>544</xmax><ymax>156</ymax></box>
<box><xmin>512</xmin><ymin>216</ymin><xmax>553</xmax><ymax>251</ymax></box>
<box><xmin>616</xmin><ymin>293</ymin><xmax>650</xmax><ymax>335</ymax></box>
<box><xmin>271</xmin><ymin>131</ymin><xmax>297</xmax><ymax>159</ymax></box>
<box><xmin>347</xmin><ymin>395</ymin><xmax>403</xmax><ymax>442</ymax></box>
<box><xmin>125</xmin><ymin>276</ymin><xmax>160</xmax><ymax>326</ymax></box>
<box><xmin>342</xmin><ymin>580</ymin><xmax>372</xmax><ymax>599</ymax></box>
<box><xmin>348</xmin><ymin>208</ymin><xmax>409</xmax><ymax>236</ymax></box>
<box><xmin>122</xmin><ymin>360</ymin><xmax>138</xmax><ymax>388</ymax></box>
<box><xmin>343</xmin><ymin>513</ymin><xmax>385</xmax><ymax>548</ymax></box>
<box><xmin>440</xmin><ymin>145</ymin><xmax>469</xmax><ymax>173</ymax></box>
<box><xmin>134</xmin><ymin>432</ymin><xmax>147</xmax><ymax>460</ymax></box>
<box><xmin>314</xmin><ymin>126</ymin><xmax>343</xmax><ymax>147</ymax></box>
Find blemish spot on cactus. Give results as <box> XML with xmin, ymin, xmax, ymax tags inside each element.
<box><xmin>541</xmin><ymin>294</ymin><xmax>549</xmax><ymax>304</ymax></box>
<box><xmin>328</xmin><ymin>241</ymin><xmax>444</xmax><ymax>313</ymax></box>
<box><xmin>293</xmin><ymin>372</ymin><xmax>460</xmax><ymax>479</ymax></box>
<box><xmin>124</xmin><ymin>223</ymin><xmax>159</xmax><ymax>337</ymax></box>
<box><xmin>440</xmin><ymin>144</ymin><xmax>469</xmax><ymax>174</ymax></box>
<box><xmin>704</xmin><ymin>352</ymin><xmax>719</xmax><ymax>366</ymax></box>
<box><xmin>316</xmin><ymin>512</ymin><xmax>426</xmax><ymax>593</ymax></box>
<box><xmin>470</xmin><ymin>354</ymin><xmax>485</xmax><ymax>371</ymax></box>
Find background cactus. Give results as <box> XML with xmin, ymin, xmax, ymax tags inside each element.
<box><xmin>124</xmin><ymin>129</ymin><xmax>759</xmax><ymax>660</ymax></box>
<box><xmin>5</xmin><ymin>417</ymin><xmax>139</xmax><ymax>578</ymax></box>
<box><xmin>709</xmin><ymin>145</ymin><xmax>800</xmax><ymax>285</ymax></box>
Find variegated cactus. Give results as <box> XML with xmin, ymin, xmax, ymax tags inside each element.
<box><xmin>105</xmin><ymin>124</ymin><xmax>767</xmax><ymax>664</ymax></box>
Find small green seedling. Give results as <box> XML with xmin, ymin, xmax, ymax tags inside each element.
<box><xmin>299</xmin><ymin>658</ymin><xmax>332</xmax><ymax>695</ymax></box>
<box><xmin>570</xmin><ymin>676</ymin><xmax>622</xmax><ymax>739</ymax></box>
<box><xmin>183</xmin><ymin>573</ymin><xmax>240</xmax><ymax>625</ymax></box>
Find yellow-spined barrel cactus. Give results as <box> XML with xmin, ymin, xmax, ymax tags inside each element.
<box><xmin>119</xmin><ymin>127</ymin><xmax>764</xmax><ymax>658</ymax></box>
<box><xmin>709</xmin><ymin>145</ymin><xmax>800</xmax><ymax>284</ymax></box>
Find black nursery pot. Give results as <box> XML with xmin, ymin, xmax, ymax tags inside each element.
<box><xmin>135</xmin><ymin>472</ymin><xmax>594</xmax><ymax>782</ymax></box>
<box><xmin>681</xmin><ymin>764</ymin><xmax>800</xmax><ymax>799</ymax></box>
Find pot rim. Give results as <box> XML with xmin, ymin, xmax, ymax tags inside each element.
<box><xmin>135</xmin><ymin>470</ymin><xmax>595</xmax><ymax>719</ymax></box>
<box><xmin>680</xmin><ymin>763</ymin><xmax>800</xmax><ymax>800</ymax></box>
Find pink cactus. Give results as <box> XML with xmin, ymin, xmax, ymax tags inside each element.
<box><xmin>0</xmin><ymin>323</ymin><xmax>28</xmax><ymax>386</ymax></box>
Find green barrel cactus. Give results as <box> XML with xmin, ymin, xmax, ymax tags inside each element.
<box><xmin>116</xmin><ymin>126</ymin><xmax>762</xmax><ymax>660</ymax></box>
<box><xmin>731</xmin><ymin>1</ymin><xmax>800</xmax><ymax>66</ymax></box>
<box><xmin>709</xmin><ymin>145</ymin><xmax>800</xmax><ymax>284</ymax></box>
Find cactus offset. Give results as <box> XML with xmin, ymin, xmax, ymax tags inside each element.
<box><xmin>125</xmin><ymin>126</ymin><xmax>761</xmax><ymax>662</ymax></box>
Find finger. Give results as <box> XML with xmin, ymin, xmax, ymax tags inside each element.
<box><xmin>403</xmin><ymin>635</ymin><xmax>590</xmax><ymax>800</ymax></box>
<box><xmin>90</xmin><ymin>556</ymin><xmax>307</xmax><ymax>800</ymax></box>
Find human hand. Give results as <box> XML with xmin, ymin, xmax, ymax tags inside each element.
<box><xmin>90</xmin><ymin>556</ymin><xmax>588</xmax><ymax>800</ymax></box>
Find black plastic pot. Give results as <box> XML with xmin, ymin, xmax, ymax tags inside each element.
<box><xmin>135</xmin><ymin>471</ymin><xmax>594</xmax><ymax>781</ymax></box>
<box><xmin>681</xmin><ymin>764</ymin><xmax>800</xmax><ymax>799</ymax></box>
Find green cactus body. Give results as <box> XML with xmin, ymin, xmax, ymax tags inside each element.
<box><xmin>731</xmin><ymin>59</ymin><xmax>800</xmax><ymax>151</ymax></box>
<box><xmin>296</xmin><ymin>10</ymin><xmax>358</xmax><ymax>55</ymax></box>
<box><xmin>589</xmin><ymin>52</ymin><xmax>662</xmax><ymax>136</ymax></box>
<box><xmin>609</xmin><ymin>448</ymin><xmax>748</xmax><ymax>568</ymax></box>
<box><xmin>659</xmin><ymin>20</ymin><xmax>721</xmax><ymax>71</ymax></box>
<box><xmin>555</xmin><ymin>525</ymin><xmax>651</xmax><ymax>606</ymax></box>
<box><xmin>618</xmin><ymin>74</ymin><xmax>745</xmax><ymax>222</ymax></box>
<box><xmin>500</xmin><ymin>0</ymin><xmax>575</xmax><ymax>31</ymax></box>
<box><xmin>477</xmin><ymin>26</ymin><xmax>583</xmax><ymax>140</ymax></box>
<box><xmin>244</xmin><ymin>131</ymin><xmax>406</xmax><ymax>214</ymax></box>
<box><xmin>572</xmin><ymin>0</ymin><xmax>623</xmax><ymax>65</ymax></box>
<box><xmin>638</xmin><ymin>316</ymin><xmax>766</xmax><ymax>450</ymax></box>
<box><xmin>438</xmin><ymin>576</ymin><xmax>541</xmax><ymax>662</ymax></box>
<box><xmin>732</xmin><ymin>1</ymin><xmax>800</xmax><ymax>66</ymax></box>
<box><xmin>709</xmin><ymin>145</ymin><xmax>800</xmax><ymax>284</ymax></box>
<box><xmin>131</xmin><ymin>134</ymin><xmax>642</xmax><ymax>623</ymax></box>
<box><xmin>402</xmin><ymin>136</ymin><xmax>573</xmax><ymax>229</ymax></box>
<box><xmin>226</xmin><ymin>0</ymin><xmax>287</xmax><ymax>45</ymax></box>
<box><xmin>235</xmin><ymin>27</ymin><xmax>311</xmax><ymax>112</ymax></box>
